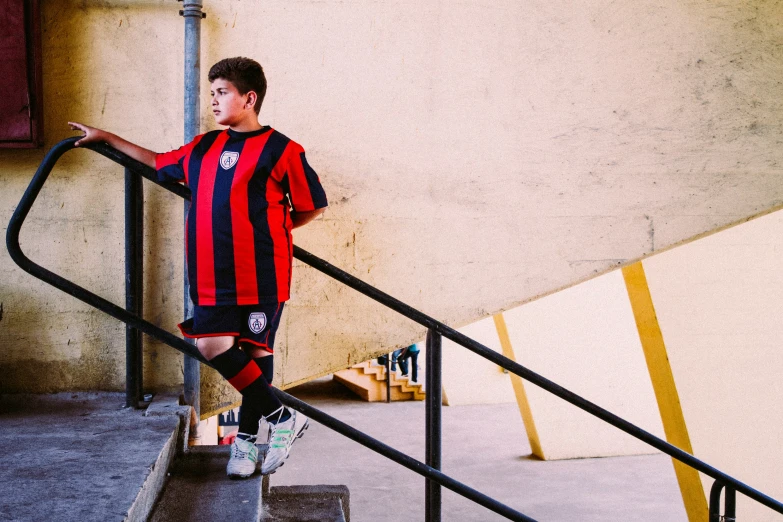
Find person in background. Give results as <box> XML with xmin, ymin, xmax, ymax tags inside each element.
<box><xmin>397</xmin><ymin>343</ymin><xmax>420</xmax><ymax>382</ymax></box>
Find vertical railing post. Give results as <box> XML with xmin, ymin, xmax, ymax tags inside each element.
<box><xmin>181</xmin><ymin>0</ymin><xmax>203</xmax><ymax>428</ymax></box>
<box><xmin>710</xmin><ymin>480</ymin><xmax>737</xmax><ymax>522</ymax></box>
<box><xmin>385</xmin><ymin>352</ymin><xmax>391</xmax><ymax>403</ymax></box>
<box><xmin>726</xmin><ymin>486</ymin><xmax>736</xmax><ymax>521</ymax></box>
<box><xmin>124</xmin><ymin>167</ymin><xmax>143</xmax><ymax>408</ymax></box>
<box><xmin>425</xmin><ymin>330</ymin><xmax>442</xmax><ymax>522</ymax></box>
<box><xmin>709</xmin><ymin>481</ymin><xmax>723</xmax><ymax>522</ymax></box>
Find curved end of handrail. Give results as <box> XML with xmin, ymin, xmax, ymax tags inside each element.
<box><xmin>6</xmin><ymin>137</ymin><xmax>189</xmax><ymax>271</ymax></box>
<box><xmin>6</xmin><ymin>137</ymin><xmax>80</xmax><ymax>269</ymax></box>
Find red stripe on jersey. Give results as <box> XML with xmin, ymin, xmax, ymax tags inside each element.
<box><xmin>155</xmin><ymin>150</ymin><xmax>181</xmax><ymax>169</ymax></box>
<box><xmin>230</xmin><ymin>133</ymin><xmax>271</xmax><ymax>304</ymax></box>
<box><xmin>155</xmin><ymin>134</ymin><xmax>204</xmax><ymax>181</ymax></box>
<box><xmin>265</xmin><ymin>170</ymin><xmax>292</xmax><ymax>302</ymax></box>
<box><xmin>286</xmin><ymin>143</ymin><xmax>316</xmax><ymax>211</ymax></box>
<box><xmin>228</xmin><ymin>361</ymin><xmax>262</xmax><ymax>392</ymax></box>
<box><xmin>195</xmin><ymin>131</ymin><xmax>230</xmax><ymax>305</ymax></box>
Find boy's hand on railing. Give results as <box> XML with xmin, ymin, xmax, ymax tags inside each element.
<box><xmin>67</xmin><ymin>122</ymin><xmax>158</xmax><ymax>169</ymax></box>
<box><xmin>68</xmin><ymin>121</ymin><xmax>108</xmax><ymax>147</ymax></box>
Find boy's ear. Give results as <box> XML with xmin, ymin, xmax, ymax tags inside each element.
<box><xmin>245</xmin><ymin>90</ymin><xmax>257</xmax><ymax>110</ymax></box>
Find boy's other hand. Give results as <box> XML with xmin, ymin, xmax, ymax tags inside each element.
<box><xmin>68</xmin><ymin>121</ymin><xmax>107</xmax><ymax>147</ymax></box>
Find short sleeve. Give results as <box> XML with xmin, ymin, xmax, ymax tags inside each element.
<box><xmin>155</xmin><ymin>134</ymin><xmax>203</xmax><ymax>184</ymax></box>
<box><xmin>284</xmin><ymin>143</ymin><xmax>328</xmax><ymax>212</ymax></box>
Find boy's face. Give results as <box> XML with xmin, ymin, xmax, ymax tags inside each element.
<box><xmin>210</xmin><ymin>78</ymin><xmax>256</xmax><ymax>127</ymax></box>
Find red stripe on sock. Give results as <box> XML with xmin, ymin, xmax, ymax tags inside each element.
<box><xmin>228</xmin><ymin>361</ymin><xmax>263</xmax><ymax>392</ymax></box>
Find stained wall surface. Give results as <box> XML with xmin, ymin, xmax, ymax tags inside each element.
<box><xmin>1</xmin><ymin>1</ymin><xmax>782</xmax><ymax>419</ymax></box>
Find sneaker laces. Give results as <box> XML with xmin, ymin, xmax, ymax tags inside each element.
<box><xmin>231</xmin><ymin>435</ymin><xmax>256</xmax><ymax>460</ymax></box>
<box><xmin>267</xmin><ymin>407</ymin><xmax>294</xmax><ymax>449</ymax></box>
<box><xmin>231</xmin><ymin>444</ymin><xmax>250</xmax><ymax>460</ymax></box>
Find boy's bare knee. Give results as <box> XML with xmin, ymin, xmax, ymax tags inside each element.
<box><xmin>197</xmin><ymin>336</ymin><xmax>236</xmax><ymax>360</ymax></box>
<box><xmin>241</xmin><ymin>343</ymin><xmax>272</xmax><ymax>359</ymax></box>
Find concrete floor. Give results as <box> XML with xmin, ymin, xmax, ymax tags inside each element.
<box><xmin>274</xmin><ymin>377</ymin><xmax>688</xmax><ymax>522</ymax></box>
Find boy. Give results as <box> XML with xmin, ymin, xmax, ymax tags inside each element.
<box><xmin>69</xmin><ymin>57</ymin><xmax>327</xmax><ymax>478</ymax></box>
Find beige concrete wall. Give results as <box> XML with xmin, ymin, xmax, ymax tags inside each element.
<box><xmin>441</xmin><ymin>317</ymin><xmax>517</xmax><ymax>406</ymax></box>
<box><xmin>2</xmin><ymin>1</ymin><xmax>783</xmax><ymax>418</ymax></box>
<box><xmin>643</xmin><ymin>210</ymin><xmax>783</xmax><ymax>521</ymax></box>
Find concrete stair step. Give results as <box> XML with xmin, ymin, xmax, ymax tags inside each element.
<box><xmin>262</xmin><ymin>485</ymin><xmax>350</xmax><ymax>522</ymax></box>
<box><xmin>149</xmin><ymin>446</ymin><xmax>264</xmax><ymax>522</ymax></box>
<box><xmin>0</xmin><ymin>392</ymin><xmax>185</xmax><ymax>522</ymax></box>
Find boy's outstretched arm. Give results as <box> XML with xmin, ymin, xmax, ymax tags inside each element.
<box><xmin>291</xmin><ymin>208</ymin><xmax>326</xmax><ymax>229</ymax></box>
<box><xmin>68</xmin><ymin>122</ymin><xmax>158</xmax><ymax>169</ymax></box>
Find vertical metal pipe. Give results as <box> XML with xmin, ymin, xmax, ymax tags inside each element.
<box><xmin>181</xmin><ymin>0</ymin><xmax>203</xmax><ymax>424</ymax></box>
<box><xmin>725</xmin><ymin>487</ymin><xmax>736</xmax><ymax>521</ymax></box>
<box><xmin>134</xmin><ymin>177</ymin><xmax>144</xmax><ymax>404</ymax></box>
<box><xmin>385</xmin><ymin>353</ymin><xmax>391</xmax><ymax>403</ymax></box>
<box><xmin>425</xmin><ymin>330</ymin><xmax>442</xmax><ymax>522</ymax></box>
<box><xmin>124</xmin><ymin>167</ymin><xmax>143</xmax><ymax>408</ymax></box>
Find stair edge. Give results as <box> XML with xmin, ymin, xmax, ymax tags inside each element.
<box><xmin>124</xmin><ymin>412</ymin><xmax>185</xmax><ymax>522</ymax></box>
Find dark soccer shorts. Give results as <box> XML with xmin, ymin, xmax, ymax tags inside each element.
<box><xmin>178</xmin><ymin>303</ymin><xmax>285</xmax><ymax>353</ymax></box>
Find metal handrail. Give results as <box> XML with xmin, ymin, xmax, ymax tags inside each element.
<box><xmin>8</xmin><ymin>137</ymin><xmax>783</xmax><ymax>519</ymax></box>
<box><xmin>5</xmin><ymin>137</ymin><xmax>533</xmax><ymax>522</ymax></box>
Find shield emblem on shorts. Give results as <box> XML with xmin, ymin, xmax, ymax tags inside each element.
<box><xmin>220</xmin><ymin>151</ymin><xmax>239</xmax><ymax>170</ymax></box>
<box><xmin>248</xmin><ymin>312</ymin><xmax>267</xmax><ymax>334</ymax></box>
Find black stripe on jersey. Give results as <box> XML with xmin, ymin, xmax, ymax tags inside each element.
<box><xmin>257</xmin><ymin>130</ymin><xmax>290</xmax><ymax>194</ymax></box>
<box><xmin>299</xmin><ymin>152</ymin><xmax>328</xmax><ymax>208</ymax></box>
<box><xmin>185</xmin><ymin>130</ymin><xmax>221</xmax><ymax>305</ymax></box>
<box><xmin>211</xmin><ymin>136</ymin><xmax>247</xmax><ymax>303</ymax></box>
<box><xmin>248</xmin><ymin>130</ymin><xmax>290</xmax><ymax>301</ymax></box>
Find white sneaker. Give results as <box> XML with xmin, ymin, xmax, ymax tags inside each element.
<box><xmin>226</xmin><ymin>436</ymin><xmax>259</xmax><ymax>478</ymax></box>
<box><xmin>260</xmin><ymin>406</ymin><xmax>309</xmax><ymax>475</ymax></box>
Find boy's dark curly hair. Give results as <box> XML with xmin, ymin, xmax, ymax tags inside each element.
<box><xmin>208</xmin><ymin>57</ymin><xmax>267</xmax><ymax>114</ymax></box>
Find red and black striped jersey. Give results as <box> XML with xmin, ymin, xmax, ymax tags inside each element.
<box><xmin>155</xmin><ymin>126</ymin><xmax>328</xmax><ymax>306</ymax></box>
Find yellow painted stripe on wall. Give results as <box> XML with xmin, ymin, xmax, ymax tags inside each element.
<box><xmin>622</xmin><ymin>262</ymin><xmax>708</xmax><ymax>522</ymax></box>
<box><xmin>493</xmin><ymin>313</ymin><xmax>545</xmax><ymax>460</ymax></box>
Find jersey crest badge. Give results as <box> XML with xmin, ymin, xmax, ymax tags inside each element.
<box><xmin>248</xmin><ymin>312</ymin><xmax>267</xmax><ymax>334</ymax></box>
<box><xmin>220</xmin><ymin>151</ymin><xmax>239</xmax><ymax>170</ymax></box>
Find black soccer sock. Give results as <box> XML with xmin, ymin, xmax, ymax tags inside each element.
<box><xmin>209</xmin><ymin>345</ymin><xmax>283</xmax><ymax>434</ymax></box>
<box><xmin>238</xmin><ymin>355</ymin><xmax>275</xmax><ymax>435</ymax></box>
<box><xmin>248</xmin><ymin>355</ymin><xmax>290</xmax><ymax>425</ymax></box>
<box><xmin>255</xmin><ymin>355</ymin><xmax>274</xmax><ymax>385</ymax></box>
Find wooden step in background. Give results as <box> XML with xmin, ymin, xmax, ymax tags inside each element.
<box><xmin>333</xmin><ymin>361</ymin><xmax>425</xmax><ymax>402</ymax></box>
